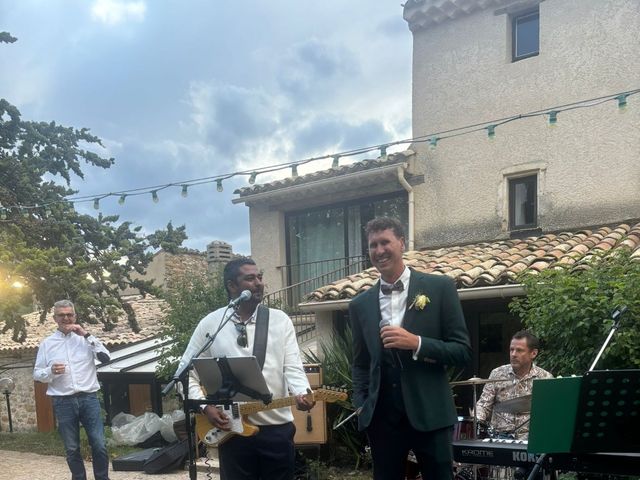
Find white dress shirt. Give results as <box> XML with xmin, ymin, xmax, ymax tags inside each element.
<box><xmin>180</xmin><ymin>305</ymin><xmax>310</xmax><ymax>426</ymax></box>
<box><xmin>33</xmin><ymin>330</ymin><xmax>110</xmax><ymax>396</ymax></box>
<box><xmin>378</xmin><ymin>266</ymin><xmax>421</xmax><ymax>358</ymax></box>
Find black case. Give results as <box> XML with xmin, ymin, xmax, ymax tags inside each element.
<box><xmin>112</xmin><ymin>447</ymin><xmax>161</xmax><ymax>471</ymax></box>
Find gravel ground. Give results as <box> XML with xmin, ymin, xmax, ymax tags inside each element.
<box><xmin>0</xmin><ymin>450</ymin><xmax>220</xmax><ymax>480</ymax></box>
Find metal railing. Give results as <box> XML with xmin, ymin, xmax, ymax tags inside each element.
<box><xmin>264</xmin><ymin>256</ymin><xmax>369</xmax><ymax>344</ymax></box>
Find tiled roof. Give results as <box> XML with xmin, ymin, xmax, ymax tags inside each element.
<box><xmin>0</xmin><ymin>296</ymin><xmax>169</xmax><ymax>353</ymax></box>
<box><xmin>306</xmin><ymin>222</ymin><xmax>640</xmax><ymax>302</ymax></box>
<box><xmin>234</xmin><ymin>150</ymin><xmax>414</xmax><ymax>197</ymax></box>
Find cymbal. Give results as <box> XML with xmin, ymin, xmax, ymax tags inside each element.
<box><xmin>494</xmin><ymin>394</ymin><xmax>532</xmax><ymax>414</ymax></box>
<box><xmin>450</xmin><ymin>376</ymin><xmax>509</xmax><ymax>386</ymax></box>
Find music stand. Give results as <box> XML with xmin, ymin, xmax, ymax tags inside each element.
<box><xmin>571</xmin><ymin>369</ymin><xmax>640</xmax><ymax>453</ymax></box>
<box><xmin>192</xmin><ymin>356</ymin><xmax>272</xmax><ymax>404</ymax></box>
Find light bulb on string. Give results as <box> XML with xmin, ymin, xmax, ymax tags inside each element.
<box><xmin>291</xmin><ymin>165</ymin><xmax>298</xmax><ymax>178</ymax></box>
<box><xmin>486</xmin><ymin>125</ymin><xmax>496</xmax><ymax>140</ymax></box>
<box><xmin>181</xmin><ymin>185</ymin><xmax>189</xmax><ymax>197</ymax></box>
<box><xmin>0</xmin><ymin>209</ymin><xmax>6</xmax><ymax>220</ymax></box>
<box><xmin>93</xmin><ymin>198</ymin><xmax>100</xmax><ymax>210</ymax></box>
<box><xmin>547</xmin><ymin>111</ymin><xmax>558</xmax><ymax>127</ymax></box>
<box><xmin>616</xmin><ymin>94</ymin><xmax>629</xmax><ymax>113</ymax></box>
<box><xmin>379</xmin><ymin>145</ymin><xmax>387</xmax><ymax>157</ymax></box>
<box><xmin>429</xmin><ymin>137</ymin><xmax>438</xmax><ymax>150</ymax></box>
<box><xmin>45</xmin><ymin>207</ymin><xmax>52</xmax><ymax>218</ymax></box>
<box><xmin>151</xmin><ymin>190</ymin><xmax>159</xmax><ymax>203</ymax></box>
<box><xmin>216</xmin><ymin>179</ymin><xmax>224</xmax><ymax>192</ymax></box>
<box><xmin>332</xmin><ymin>155</ymin><xmax>340</xmax><ymax>169</ymax></box>
<box><xmin>22</xmin><ymin>208</ymin><xmax>29</xmax><ymax>218</ymax></box>
<box><xmin>248</xmin><ymin>172</ymin><xmax>257</xmax><ymax>184</ymax></box>
<box><xmin>118</xmin><ymin>194</ymin><xmax>127</xmax><ymax>205</ymax></box>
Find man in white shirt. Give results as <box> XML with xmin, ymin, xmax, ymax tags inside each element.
<box><xmin>33</xmin><ymin>299</ymin><xmax>111</xmax><ymax>480</ymax></box>
<box><xmin>181</xmin><ymin>257</ymin><xmax>314</xmax><ymax>480</ymax></box>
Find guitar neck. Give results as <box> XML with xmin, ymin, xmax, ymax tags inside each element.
<box><xmin>239</xmin><ymin>396</ymin><xmax>297</xmax><ymax>415</ymax></box>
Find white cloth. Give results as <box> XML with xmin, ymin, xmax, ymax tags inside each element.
<box><xmin>180</xmin><ymin>305</ymin><xmax>310</xmax><ymax>426</ymax></box>
<box><xmin>378</xmin><ymin>266</ymin><xmax>422</xmax><ymax>358</ymax></box>
<box><xmin>33</xmin><ymin>330</ymin><xmax>110</xmax><ymax>396</ymax></box>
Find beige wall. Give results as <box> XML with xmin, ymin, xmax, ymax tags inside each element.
<box><xmin>410</xmin><ymin>0</ymin><xmax>640</xmax><ymax>247</ymax></box>
<box><xmin>248</xmin><ymin>206</ymin><xmax>287</xmax><ymax>292</ymax></box>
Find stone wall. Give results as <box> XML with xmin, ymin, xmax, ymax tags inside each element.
<box><xmin>0</xmin><ymin>351</ymin><xmax>38</xmax><ymax>432</ymax></box>
<box><xmin>164</xmin><ymin>251</ymin><xmax>209</xmax><ymax>290</ymax></box>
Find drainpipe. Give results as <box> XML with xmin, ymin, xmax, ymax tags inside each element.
<box><xmin>397</xmin><ymin>165</ymin><xmax>414</xmax><ymax>250</ymax></box>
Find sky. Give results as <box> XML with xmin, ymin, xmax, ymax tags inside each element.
<box><xmin>0</xmin><ymin>0</ymin><xmax>413</xmax><ymax>255</ymax></box>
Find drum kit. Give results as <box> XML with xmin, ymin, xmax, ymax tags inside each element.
<box><xmin>450</xmin><ymin>376</ymin><xmax>533</xmax><ymax>480</ymax></box>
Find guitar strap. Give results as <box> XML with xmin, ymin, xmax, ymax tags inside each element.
<box><xmin>252</xmin><ymin>304</ymin><xmax>269</xmax><ymax>370</ymax></box>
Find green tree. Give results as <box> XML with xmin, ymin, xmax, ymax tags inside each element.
<box><xmin>510</xmin><ymin>249</ymin><xmax>640</xmax><ymax>376</ymax></box>
<box><xmin>1</xmin><ymin>33</ymin><xmax>187</xmax><ymax>340</ymax></box>
<box><xmin>155</xmin><ymin>276</ymin><xmax>228</xmax><ymax>380</ymax></box>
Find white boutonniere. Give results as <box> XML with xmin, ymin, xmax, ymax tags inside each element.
<box><xmin>409</xmin><ymin>293</ymin><xmax>430</xmax><ymax>311</ymax></box>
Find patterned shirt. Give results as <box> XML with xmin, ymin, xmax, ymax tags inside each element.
<box><xmin>475</xmin><ymin>363</ymin><xmax>553</xmax><ymax>440</ymax></box>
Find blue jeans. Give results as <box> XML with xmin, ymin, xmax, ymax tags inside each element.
<box><xmin>52</xmin><ymin>392</ymin><xmax>110</xmax><ymax>480</ymax></box>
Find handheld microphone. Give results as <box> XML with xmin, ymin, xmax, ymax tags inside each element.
<box><xmin>228</xmin><ymin>290</ymin><xmax>252</xmax><ymax>308</ymax></box>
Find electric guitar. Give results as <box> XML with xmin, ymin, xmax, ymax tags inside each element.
<box><xmin>195</xmin><ymin>386</ymin><xmax>347</xmax><ymax>447</ymax></box>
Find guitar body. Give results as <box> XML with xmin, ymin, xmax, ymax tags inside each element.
<box><xmin>195</xmin><ymin>413</ymin><xmax>258</xmax><ymax>447</ymax></box>
<box><xmin>195</xmin><ymin>388</ymin><xmax>347</xmax><ymax>448</ymax></box>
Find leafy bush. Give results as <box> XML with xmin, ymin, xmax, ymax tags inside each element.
<box><xmin>509</xmin><ymin>249</ymin><xmax>640</xmax><ymax>376</ymax></box>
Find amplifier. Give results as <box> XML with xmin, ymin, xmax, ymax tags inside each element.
<box><xmin>292</xmin><ymin>364</ymin><xmax>327</xmax><ymax>445</ymax></box>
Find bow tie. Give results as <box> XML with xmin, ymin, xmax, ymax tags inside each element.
<box><xmin>380</xmin><ymin>280</ymin><xmax>404</xmax><ymax>295</ymax></box>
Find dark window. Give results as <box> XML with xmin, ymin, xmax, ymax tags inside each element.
<box><xmin>512</xmin><ymin>8</ymin><xmax>539</xmax><ymax>61</ymax></box>
<box><xmin>509</xmin><ymin>175</ymin><xmax>537</xmax><ymax>229</ymax></box>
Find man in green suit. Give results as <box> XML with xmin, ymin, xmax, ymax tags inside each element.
<box><xmin>350</xmin><ymin>217</ymin><xmax>471</xmax><ymax>480</ymax></box>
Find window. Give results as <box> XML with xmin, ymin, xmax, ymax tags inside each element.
<box><xmin>509</xmin><ymin>175</ymin><xmax>537</xmax><ymax>230</ymax></box>
<box><xmin>512</xmin><ymin>8</ymin><xmax>539</xmax><ymax>61</ymax></box>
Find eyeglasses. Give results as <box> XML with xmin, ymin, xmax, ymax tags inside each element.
<box><xmin>234</xmin><ymin>322</ymin><xmax>248</xmax><ymax>348</ymax></box>
<box><xmin>55</xmin><ymin>313</ymin><xmax>75</xmax><ymax>318</ymax></box>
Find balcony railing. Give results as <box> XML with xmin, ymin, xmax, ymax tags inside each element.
<box><xmin>263</xmin><ymin>255</ymin><xmax>369</xmax><ymax>344</ymax></box>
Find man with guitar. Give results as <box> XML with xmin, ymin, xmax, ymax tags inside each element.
<box><xmin>182</xmin><ymin>257</ymin><xmax>315</xmax><ymax>480</ymax></box>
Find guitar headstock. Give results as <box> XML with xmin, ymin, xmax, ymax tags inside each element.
<box><xmin>312</xmin><ymin>385</ymin><xmax>348</xmax><ymax>403</ymax></box>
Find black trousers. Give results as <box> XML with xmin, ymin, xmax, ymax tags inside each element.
<box><xmin>219</xmin><ymin>422</ymin><xmax>296</xmax><ymax>480</ymax></box>
<box><xmin>366</xmin><ymin>390</ymin><xmax>454</xmax><ymax>480</ymax></box>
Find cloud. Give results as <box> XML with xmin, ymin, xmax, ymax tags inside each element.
<box><xmin>91</xmin><ymin>0</ymin><xmax>146</xmax><ymax>26</ymax></box>
<box><xmin>276</xmin><ymin>38</ymin><xmax>358</xmax><ymax>106</ymax></box>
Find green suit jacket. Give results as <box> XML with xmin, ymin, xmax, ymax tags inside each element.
<box><xmin>350</xmin><ymin>269</ymin><xmax>471</xmax><ymax>432</ymax></box>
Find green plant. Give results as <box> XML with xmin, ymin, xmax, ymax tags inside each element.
<box><xmin>510</xmin><ymin>249</ymin><xmax>640</xmax><ymax>376</ymax></box>
<box><xmin>303</xmin><ymin>325</ymin><xmax>370</xmax><ymax>470</ymax></box>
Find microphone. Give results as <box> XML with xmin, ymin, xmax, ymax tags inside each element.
<box><xmin>379</xmin><ymin>319</ymin><xmax>403</xmax><ymax>368</ymax></box>
<box><xmin>228</xmin><ymin>290</ymin><xmax>252</xmax><ymax>308</ymax></box>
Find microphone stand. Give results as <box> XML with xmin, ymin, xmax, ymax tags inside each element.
<box><xmin>527</xmin><ymin>305</ymin><xmax>628</xmax><ymax>480</ymax></box>
<box><xmin>161</xmin><ymin>305</ymin><xmax>236</xmax><ymax>480</ymax></box>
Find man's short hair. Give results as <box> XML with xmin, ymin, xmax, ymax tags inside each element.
<box><xmin>364</xmin><ymin>217</ymin><xmax>404</xmax><ymax>240</ymax></box>
<box><xmin>512</xmin><ymin>330</ymin><xmax>540</xmax><ymax>351</ymax></box>
<box><xmin>53</xmin><ymin>299</ymin><xmax>75</xmax><ymax>311</ymax></box>
<box><xmin>223</xmin><ymin>257</ymin><xmax>256</xmax><ymax>297</ymax></box>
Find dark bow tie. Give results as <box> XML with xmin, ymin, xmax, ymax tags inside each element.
<box><xmin>380</xmin><ymin>280</ymin><xmax>404</xmax><ymax>295</ymax></box>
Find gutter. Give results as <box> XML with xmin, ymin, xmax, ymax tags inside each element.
<box><xmin>232</xmin><ymin>162</ymin><xmax>409</xmax><ymax>205</ymax></box>
<box><xmin>298</xmin><ymin>283</ymin><xmax>526</xmax><ymax>312</ymax></box>
<box><xmin>397</xmin><ymin>165</ymin><xmax>415</xmax><ymax>250</ymax></box>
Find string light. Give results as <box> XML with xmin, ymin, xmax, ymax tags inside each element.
<box><xmin>151</xmin><ymin>190</ymin><xmax>159</xmax><ymax>203</ymax></box>
<box><xmin>486</xmin><ymin>125</ymin><xmax>496</xmax><ymax>140</ymax></box>
<box><xmin>616</xmin><ymin>94</ymin><xmax>628</xmax><ymax>112</ymax></box>
<box><xmin>1</xmin><ymin>88</ymin><xmax>636</xmax><ymax>217</ymax></box>
<box><xmin>181</xmin><ymin>185</ymin><xmax>188</xmax><ymax>197</ymax></box>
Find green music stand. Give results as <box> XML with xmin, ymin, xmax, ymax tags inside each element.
<box><xmin>528</xmin><ymin>370</ymin><xmax>640</xmax><ymax>454</ymax></box>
